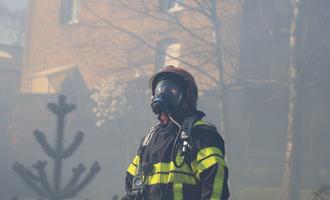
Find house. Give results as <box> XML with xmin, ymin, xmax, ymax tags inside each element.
<box><xmin>21</xmin><ymin>0</ymin><xmax>242</xmax><ymax>93</ymax></box>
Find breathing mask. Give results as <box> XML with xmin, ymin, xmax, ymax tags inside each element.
<box><xmin>151</xmin><ymin>79</ymin><xmax>183</xmax><ymax>115</ymax></box>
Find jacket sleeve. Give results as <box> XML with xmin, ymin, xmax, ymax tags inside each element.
<box><xmin>191</xmin><ymin>124</ymin><xmax>230</xmax><ymax>200</ymax></box>
<box><xmin>125</xmin><ymin>172</ymin><xmax>134</xmax><ymax>193</ymax></box>
<box><xmin>124</xmin><ymin>155</ymin><xmax>140</xmax><ymax>193</ymax></box>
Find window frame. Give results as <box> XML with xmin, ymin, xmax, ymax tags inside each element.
<box><xmin>161</xmin><ymin>0</ymin><xmax>184</xmax><ymax>13</ymax></box>
<box><xmin>59</xmin><ymin>0</ymin><xmax>81</xmax><ymax>25</ymax></box>
<box><xmin>155</xmin><ymin>39</ymin><xmax>182</xmax><ymax>69</ymax></box>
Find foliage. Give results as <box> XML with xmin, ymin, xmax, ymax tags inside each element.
<box><xmin>91</xmin><ymin>76</ymin><xmax>129</xmax><ymax>127</ymax></box>
<box><xmin>312</xmin><ymin>184</ymin><xmax>330</xmax><ymax>200</ymax></box>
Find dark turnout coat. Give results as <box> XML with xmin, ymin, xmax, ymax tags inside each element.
<box><xmin>124</xmin><ymin>119</ymin><xmax>230</xmax><ymax>200</ymax></box>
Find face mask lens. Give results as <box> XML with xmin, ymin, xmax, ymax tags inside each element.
<box><xmin>154</xmin><ymin>80</ymin><xmax>182</xmax><ymax>106</ymax></box>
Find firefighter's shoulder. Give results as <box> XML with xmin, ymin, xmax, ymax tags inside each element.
<box><xmin>191</xmin><ymin>120</ymin><xmax>225</xmax><ymax>152</ymax></box>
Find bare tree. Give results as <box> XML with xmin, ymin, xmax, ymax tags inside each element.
<box><xmin>280</xmin><ymin>0</ymin><xmax>306</xmax><ymax>200</ymax></box>
<box><xmin>78</xmin><ymin>0</ymin><xmax>242</xmax><ymax>152</ymax></box>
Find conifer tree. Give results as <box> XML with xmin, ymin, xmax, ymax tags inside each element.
<box><xmin>13</xmin><ymin>95</ymin><xmax>100</xmax><ymax>200</ymax></box>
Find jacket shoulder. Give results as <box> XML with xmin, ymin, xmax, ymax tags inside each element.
<box><xmin>141</xmin><ymin>123</ymin><xmax>160</xmax><ymax>146</ymax></box>
<box><xmin>191</xmin><ymin>120</ymin><xmax>225</xmax><ymax>154</ymax></box>
<box><xmin>193</xmin><ymin>120</ymin><xmax>217</xmax><ymax>131</ymax></box>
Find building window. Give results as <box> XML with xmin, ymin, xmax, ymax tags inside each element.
<box><xmin>156</xmin><ymin>40</ymin><xmax>181</xmax><ymax>69</ymax></box>
<box><xmin>164</xmin><ymin>42</ymin><xmax>181</xmax><ymax>66</ymax></box>
<box><xmin>161</xmin><ymin>0</ymin><xmax>184</xmax><ymax>12</ymax></box>
<box><xmin>60</xmin><ymin>0</ymin><xmax>81</xmax><ymax>24</ymax></box>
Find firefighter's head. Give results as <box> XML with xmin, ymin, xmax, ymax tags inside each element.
<box><xmin>149</xmin><ymin>65</ymin><xmax>198</xmax><ymax>121</ymax></box>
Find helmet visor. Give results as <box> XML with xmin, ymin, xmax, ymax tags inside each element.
<box><xmin>154</xmin><ymin>80</ymin><xmax>182</xmax><ymax>106</ymax></box>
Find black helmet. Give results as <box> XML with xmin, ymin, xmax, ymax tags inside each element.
<box><xmin>149</xmin><ymin>65</ymin><xmax>198</xmax><ymax>111</ymax></box>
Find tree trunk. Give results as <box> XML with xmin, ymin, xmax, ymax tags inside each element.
<box><xmin>210</xmin><ymin>0</ymin><xmax>229</xmax><ymax>147</ymax></box>
<box><xmin>210</xmin><ymin>1</ymin><xmax>236</xmax><ymax>199</ymax></box>
<box><xmin>280</xmin><ymin>0</ymin><xmax>305</xmax><ymax>200</ymax></box>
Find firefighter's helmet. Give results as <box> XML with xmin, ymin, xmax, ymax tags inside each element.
<box><xmin>149</xmin><ymin>65</ymin><xmax>198</xmax><ymax>111</ymax></box>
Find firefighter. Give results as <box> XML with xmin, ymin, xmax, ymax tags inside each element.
<box><xmin>122</xmin><ymin>66</ymin><xmax>229</xmax><ymax>200</ymax></box>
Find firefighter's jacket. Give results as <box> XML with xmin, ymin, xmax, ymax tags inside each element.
<box><xmin>125</xmin><ymin>120</ymin><xmax>229</xmax><ymax>200</ymax></box>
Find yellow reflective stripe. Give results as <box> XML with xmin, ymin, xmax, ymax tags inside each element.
<box><xmin>144</xmin><ymin>171</ymin><xmax>196</xmax><ymax>185</ymax></box>
<box><xmin>153</xmin><ymin>161</ymin><xmax>191</xmax><ymax>175</ymax></box>
<box><xmin>144</xmin><ymin>160</ymin><xmax>197</xmax><ymax>185</ymax></box>
<box><xmin>197</xmin><ymin>147</ymin><xmax>223</xmax><ymax>162</ymax></box>
<box><xmin>193</xmin><ymin>120</ymin><xmax>214</xmax><ymax>128</ymax></box>
<box><xmin>173</xmin><ymin>183</ymin><xmax>183</xmax><ymax>200</ymax></box>
<box><xmin>190</xmin><ymin>159</ymin><xmax>198</xmax><ymax>179</ymax></box>
<box><xmin>192</xmin><ymin>147</ymin><xmax>226</xmax><ymax>179</ymax></box>
<box><xmin>198</xmin><ymin>155</ymin><xmax>226</xmax><ymax>172</ymax></box>
<box><xmin>127</xmin><ymin>154</ymin><xmax>197</xmax><ymax>185</ymax></box>
<box><xmin>210</xmin><ymin>165</ymin><xmax>225</xmax><ymax>200</ymax></box>
<box><xmin>127</xmin><ymin>155</ymin><xmax>140</xmax><ymax>176</ymax></box>
<box><xmin>127</xmin><ymin>163</ymin><xmax>137</xmax><ymax>176</ymax></box>
<box><xmin>132</xmin><ymin>155</ymin><xmax>140</xmax><ymax>165</ymax></box>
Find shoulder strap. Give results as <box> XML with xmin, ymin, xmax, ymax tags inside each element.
<box><xmin>179</xmin><ymin>112</ymin><xmax>205</xmax><ymax>155</ymax></box>
<box><xmin>181</xmin><ymin>111</ymin><xmax>205</xmax><ymax>138</ymax></box>
<box><xmin>181</xmin><ymin>116</ymin><xmax>200</xmax><ymax>138</ymax></box>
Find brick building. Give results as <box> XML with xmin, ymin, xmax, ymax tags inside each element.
<box><xmin>22</xmin><ymin>0</ymin><xmax>242</xmax><ymax>93</ymax></box>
